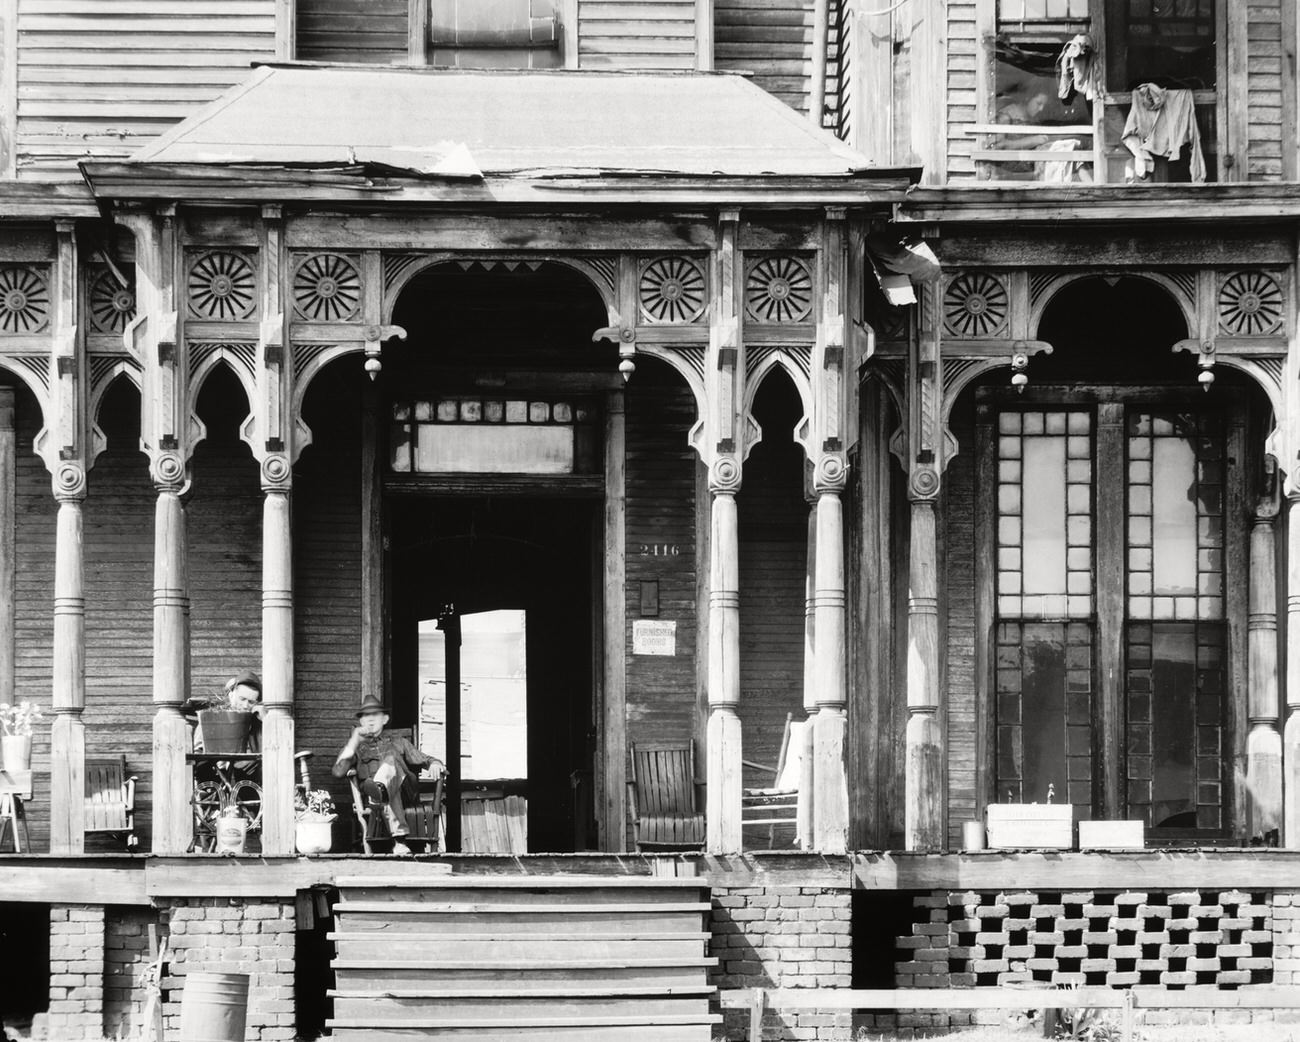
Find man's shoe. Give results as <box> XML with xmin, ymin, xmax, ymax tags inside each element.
<box><xmin>391</xmin><ymin>840</ymin><xmax>412</xmax><ymax>856</ymax></box>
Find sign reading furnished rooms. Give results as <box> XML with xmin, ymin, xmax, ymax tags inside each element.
<box><xmin>632</xmin><ymin>620</ymin><xmax>676</xmax><ymax>656</ymax></box>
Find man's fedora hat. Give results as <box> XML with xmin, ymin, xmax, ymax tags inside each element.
<box><xmin>355</xmin><ymin>695</ymin><xmax>389</xmax><ymax>718</ymax></box>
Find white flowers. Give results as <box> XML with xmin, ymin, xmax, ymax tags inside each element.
<box><xmin>0</xmin><ymin>700</ymin><xmax>44</xmax><ymax>737</ymax></box>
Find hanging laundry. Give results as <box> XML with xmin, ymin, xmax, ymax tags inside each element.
<box><xmin>1121</xmin><ymin>84</ymin><xmax>1207</xmax><ymax>183</ymax></box>
<box><xmin>1056</xmin><ymin>35</ymin><xmax>1099</xmax><ymax>105</ymax></box>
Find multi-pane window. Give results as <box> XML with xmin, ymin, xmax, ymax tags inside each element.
<box><xmin>986</xmin><ymin>393</ymin><xmax>1236</xmax><ymax>838</ymax></box>
<box><xmin>390</xmin><ymin>397</ymin><xmax>598</xmax><ymax>474</ymax></box>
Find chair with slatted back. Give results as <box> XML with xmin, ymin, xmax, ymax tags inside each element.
<box><xmin>741</xmin><ymin>713</ymin><xmax>803</xmax><ymax>850</ymax></box>
<box><xmin>347</xmin><ymin>729</ymin><xmax>445</xmax><ymax>853</ymax></box>
<box><xmin>84</xmin><ymin>755</ymin><xmax>137</xmax><ymax>850</ymax></box>
<box><xmin>627</xmin><ymin>740</ymin><xmax>706</xmax><ymax>852</ymax></box>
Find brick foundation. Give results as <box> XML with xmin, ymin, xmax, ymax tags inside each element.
<box><xmin>45</xmin><ymin>905</ymin><xmax>106</xmax><ymax>1041</ymax></box>
<box><xmin>711</xmin><ymin>885</ymin><xmax>853</xmax><ymax>1042</ymax></box>
<box><xmin>103</xmin><ymin>907</ymin><xmax>166</xmax><ymax>1040</ymax></box>
<box><xmin>160</xmin><ymin>898</ymin><xmax>296</xmax><ymax>1042</ymax></box>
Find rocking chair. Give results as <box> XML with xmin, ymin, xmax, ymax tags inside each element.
<box><xmin>741</xmin><ymin>713</ymin><xmax>803</xmax><ymax>849</ymax></box>
<box><xmin>84</xmin><ymin>755</ymin><xmax>138</xmax><ymax>850</ymax></box>
<box><xmin>627</xmin><ymin>740</ymin><xmax>706</xmax><ymax>851</ymax></box>
<box><xmin>346</xmin><ymin>731</ymin><xmax>446</xmax><ymax>853</ymax></box>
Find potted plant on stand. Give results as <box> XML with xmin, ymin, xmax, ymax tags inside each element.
<box><xmin>214</xmin><ymin>804</ymin><xmax>249</xmax><ymax>855</ymax></box>
<box><xmin>294</xmin><ymin>789</ymin><xmax>336</xmax><ymax>855</ymax></box>
<box><xmin>0</xmin><ymin>701</ymin><xmax>45</xmax><ymax>772</ymax></box>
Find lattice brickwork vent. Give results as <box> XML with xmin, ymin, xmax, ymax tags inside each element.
<box><xmin>897</xmin><ymin>890</ymin><xmax>1273</xmax><ymax>989</ymax></box>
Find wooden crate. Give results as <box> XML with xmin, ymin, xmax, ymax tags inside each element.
<box><xmin>985</xmin><ymin>804</ymin><xmax>1073</xmax><ymax>850</ymax></box>
<box><xmin>1078</xmin><ymin>819</ymin><xmax>1145</xmax><ymax>849</ymax></box>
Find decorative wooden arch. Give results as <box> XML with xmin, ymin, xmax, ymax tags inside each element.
<box><xmin>185</xmin><ymin>345</ymin><xmax>259</xmax><ymax>461</ymax></box>
<box><xmin>744</xmin><ymin>346</ymin><xmax>814</xmax><ymax>462</ymax></box>
<box><xmin>1026</xmin><ymin>269</ymin><xmax>1198</xmax><ymax>343</ymax></box>
<box><xmin>87</xmin><ymin>358</ymin><xmax>143</xmax><ymax>468</ymax></box>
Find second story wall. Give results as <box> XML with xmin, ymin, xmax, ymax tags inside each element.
<box><xmin>3</xmin><ymin>0</ymin><xmax>277</xmax><ymax>181</ymax></box>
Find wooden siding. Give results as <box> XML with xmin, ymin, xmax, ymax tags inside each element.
<box><xmin>736</xmin><ymin>380</ymin><xmax>806</xmax><ymax>790</ymax></box>
<box><xmin>292</xmin><ymin>360</ymin><xmax>365</xmax><ymax>848</ymax></box>
<box><xmin>1246</xmin><ymin>0</ymin><xmax>1287</xmax><ymax>181</ymax></box>
<box><xmin>577</xmin><ymin>0</ymin><xmax>696</xmax><ymax>70</ymax></box>
<box><xmin>942</xmin><ymin>401</ymin><xmax>977</xmax><ymax>848</ymax></box>
<box><xmin>296</xmin><ymin>0</ymin><xmax>408</xmax><ymax>64</ymax></box>
<box><xmin>715</xmin><ymin>0</ymin><xmax>840</xmax><ymax>127</ymax></box>
<box><xmin>13</xmin><ymin>0</ymin><xmax>275</xmax><ymax>180</ymax></box>
<box><xmin>945</xmin><ymin>0</ymin><xmax>978</xmax><ymax>181</ymax></box>
<box><xmin>624</xmin><ymin>359</ymin><xmax>698</xmax><ymax>751</ymax></box>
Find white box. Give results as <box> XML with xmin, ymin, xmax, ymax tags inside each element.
<box><xmin>985</xmin><ymin>804</ymin><xmax>1073</xmax><ymax>849</ymax></box>
<box><xmin>1078</xmin><ymin>819</ymin><xmax>1145</xmax><ymax>850</ymax></box>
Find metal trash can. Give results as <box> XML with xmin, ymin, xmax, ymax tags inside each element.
<box><xmin>178</xmin><ymin>971</ymin><xmax>249</xmax><ymax>1041</ymax></box>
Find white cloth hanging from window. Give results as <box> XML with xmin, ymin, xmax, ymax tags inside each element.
<box><xmin>1121</xmin><ymin>84</ymin><xmax>1207</xmax><ymax>183</ymax></box>
<box><xmin>1056</xmin><ymin>34</ymin><xmax>1099</xmax><ymax>105</ymax></box>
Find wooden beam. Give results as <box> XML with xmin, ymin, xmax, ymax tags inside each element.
<box><xmin>408</xmin><ymin>0</ymin><xmax>428</xmax><ymax>66</ymax></box>
<box><xmin>561</xmin><ymin>0</ymin><xmax>578</xmax><ymax>69</ymax></box>
<box><xmin>0</xmin><ymin>389</ymin><xmax>12</xmax><ymax>707</ymax></box>
<box><xmin>1095</xmin><ymin>403</ymin><xmax>1125</xmax><ymax>818</ymax></box>
<box><xmin>852</xmin><ymin>849</ymin><xmax>1300</xmax><ymax>889</ymax></box>
<box><xmin>932</xmin><ymin>229</ymin><xmax>1295</xmax><ymax>269</ymax></box>
<box><xmin>601</xmin><ymin>389</ymin><xmax>627</xmax><ymax>851</ymax></box>
<box><xmin>1286</xmin><ymin>494</ymin><xmax>1300</xmax><ymax>846</ymax></box>
<box><xmin>0</xmin><ymin>0</ymin><xmax>14</xmax><ymax>179</ymax></box>
<box><xmin>1224</xmin><ymin>0</ymin><xmax>1247</xmax><ymax>181</ymax></box>
<box><xmin>904</xmin><ymin>498</ymin><xmax>943</xmax><ymax>849</ymax></box>
<box><xmin>694</xmin><ymin>0</ymin><xmax>712</xmax><ymax>72</ymax></box>
<box><xmin>0</xmin><ymin>863</ymin><xmax>147</xmax><ymax>905</ymax></box>
<box><xmin>275</xmin><ymin>0</ymin><xmax>295</xmax><ymax>61</ymax></box>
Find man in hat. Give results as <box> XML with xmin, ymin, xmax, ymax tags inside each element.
<box><xmin>332</xmin><ymin>696</ymin><xmax>442</xmax><ymax>855</ymax></box>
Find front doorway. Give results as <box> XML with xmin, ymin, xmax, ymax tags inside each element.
<box><xmin>388</xmin><ymin>496</ymin><xmax>597</xmax><ymax>853</ymax></box>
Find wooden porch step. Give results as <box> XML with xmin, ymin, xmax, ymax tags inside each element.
<box><xmin>335</xmin><ymin>907</ymin><xmax>707</xmax><ymax>932</ymax></box>
<box><xmin>328</xmin><ymin>1025</ymin><xmax>714</xmax><ymax>1042</ymax></box>
<box><xmin>331</xmin><ymin>993</ymin><xmax>712</xmax><ymax>1018</ymax></box>
<box><xmin>334</xmin><ymin>900</ymin><xmax>711</xmax><ymax>915</ymax></box>
<box><xmin>329</xmin><ymin>985</ymin><xmax>715</xmax><ymax>999</ymax></box>
<box><xmin>334</xmin><ymin>957</ymin><xmax>718</xmax><ymax>972</ymax></box>
<box><xmin>326</xmin><ymin>1013</ymin><xmax>722</xmax><ymax>1029</ymax></box>
<box><xmin>334</xmin><ymin>964</ymin><xmax>711</xmax><ymax>990</ymax></box>
<box><xmin>329</xmin><ymin>930</ymin><xmax>709</xmax><ymax>961</ymax></box>
<box><xmin>333</xmin><ymin>875</ymin><xmax>707</xmax><ymax>889</ymax></box>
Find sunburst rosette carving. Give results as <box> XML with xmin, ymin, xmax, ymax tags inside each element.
<box><xmin>187</xmin><ymin>251</ymin><xmax>257</xmax><ymax>321</ymax></box>
<box><xmin>1218</xmin><ymin>271</ymin><xmax>1283</xmax><ymax>336</ymax></box>
<box><xmin>943</xmin><ymin>272</ymin><xmax>1009</xmax><ymax>338</ymax></box>
<box><xmin>89</xmin><ymin>267</ymin><xmax>136</xmax><ymax>334</ymax></box>
<box><xmin>293</xmin><ymin>253</ymin><xmax>362</xmax><ymax>322</ymax></box>
<box><xmin>745</xmin><ymin>256</ymin><xmax>813</xmax><ymax>323</ymax></box>
<box><xmin>639</xmin><ymin>256</ymin><xmax>706</xmax><ymax>324</ymax></box>
<box><xmin>0</xmin><ymin>266</ymin><xmax>50</xmax><ymax>334</ymax></box>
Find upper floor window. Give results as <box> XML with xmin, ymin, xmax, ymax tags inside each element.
<box><xmin>980</xmin><ymin>0</ymin><xmax>1220</xmax><ymax>183</ymax></box>
<box><xmin>430</xmin><ymin>0</ymin><xmax>562</xmax><ymax>69</ymax></box>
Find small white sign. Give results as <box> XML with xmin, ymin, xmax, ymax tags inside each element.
<box><xmin>633</xmin><ymin>620</ymin><xmax>676</xmax><ymax>656</ymax></box>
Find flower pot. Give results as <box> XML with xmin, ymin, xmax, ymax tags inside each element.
<box><xmin>2</xmin><ymin>734</ymin><xmax>31</xmax><ymax>772</ymax></box>
<box><xmin>295</xmin><ymin>820</ymin><xmax>333</xmax><ymax>855</ymax></box>
<box><xmin>214</xmin><ymin>816</ymin><xmax>248</xmax><ymax>855</ymax></box>
<box><xmin>198</xmin><ymin>710</ymin><xmax>253</xmax><ymax>755</ymax></box>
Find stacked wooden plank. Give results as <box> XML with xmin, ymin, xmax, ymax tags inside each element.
<box><xmin>327</xmin><ymin>874</ymin><xmax>720</xmax><ymax>1041</ymax></box>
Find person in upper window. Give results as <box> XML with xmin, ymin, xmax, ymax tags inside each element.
<box><xmin>332</xmin><ymin>695</ymin><xmax>443</xmax><ymax>856</ymax></box>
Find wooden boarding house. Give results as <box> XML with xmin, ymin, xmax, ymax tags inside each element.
<box><xmin>1</xmin><ymin>1</ymin><xmax>1300</xmax><ymax>1040</ymax></box>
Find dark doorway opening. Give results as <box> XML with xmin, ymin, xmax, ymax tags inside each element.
<box><xmin>389</xmin><ymin>495</ymin><xmax>597</xmax><ymax>853</ymax></box>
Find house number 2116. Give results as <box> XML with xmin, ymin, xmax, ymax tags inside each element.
<box><xmin>638</xmin><ymin>544</ymin><xmax>680</xmax><ymax>556</ymax></box>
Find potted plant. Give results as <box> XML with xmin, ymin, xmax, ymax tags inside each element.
<box><xmin>214</xmin><ymin>804</ymin><xmax>248</xmax><ymax>855</ymax></box>
<box><xmin>193</xmin><ymin>689</ymin><xmax>254</xmax><ymax>755</ymax></box>
<box><xmin>294</xmin><ymin>789</ymin><xmax>337</xmax><ymax>855</ymax></box>
<box><xmin>0</xmin><ymin>701</ymin><xmax>45</xmax><ymax>772</ymax></box>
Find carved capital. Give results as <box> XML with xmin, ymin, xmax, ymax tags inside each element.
<box><xmin>260</xmin><ymin>453</ymin><xmax>293</xmax><ymax>492</ymax></box>
<box><xmin>813</xmin><ymin>452</ymin><xmax>848</xmax><ymax>493</ymax></box>
<box><xmin>709</xmin><ymin>454</ymin><xmax>742</xmax><ymax>494</ymax></box>
<box><xmin>52</xmin><ymin>462</ymin><xmax>87</xmax><ymax>502</ymax></box>
<box><xmin>149</xmin><ymin>450</ymin><xmax>188</xmax><ymax>493</ymax></box>
<box><xmin>909</xmin><ymin>465</ymin><xmax>940</xmax><ymax>501</ymax></box>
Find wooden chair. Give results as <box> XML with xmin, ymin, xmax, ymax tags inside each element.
<box><xmin>346</xmin><ymin>730</ymin><xmax>445</xmax><ymax>853</ymax></box>
<box><xmin>85</xmin><ymin>755</ymin><xmax>138</xmax><ymax>850</ymax></box>
<box><xmin>627</xmin><ymin>740</ymin><xmax>705</xmax><ymax>852</ymax></box>
<box><xmin>0</xmin><ymin>769</ymin><xmax>32</xmax><ymax>852</ymax></box>
<box><xmin>741</xmin><ymin>713</ymin><xmax>803</xmax><ymax>850</ymax></box>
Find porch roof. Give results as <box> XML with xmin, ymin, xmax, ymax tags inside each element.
<box><xmin>81</xmin><ymin>64</ymin><xmax>918</xmax><ymax>206</ymax></box>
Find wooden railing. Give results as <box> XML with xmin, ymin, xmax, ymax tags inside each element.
<box><xmin>721</xmin><ymin>985</ymin><xmax>1300</xmax><ymax>1042</ymax></box>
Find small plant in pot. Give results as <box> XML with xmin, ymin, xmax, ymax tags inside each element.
<box><xmin>0</xmin><ymin>700</ymin><xmax>45</xmax><ymax>772</ymax></box>
<box><xmin>193</xmin><ymin>672</ymin><xmax>262</xmax><ymax>755</ymax></box>
<box><xmin>294</xmin><ymin>789</ymin><xmax>337</xmax><ymax>855</ymax></box>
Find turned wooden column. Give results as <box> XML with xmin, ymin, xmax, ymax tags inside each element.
<box><xmin>797</xmin><ymin>505</ymin><xmax>816</xmax><ymax>847</ymax></box>
<box><xmin>706</xmin><ymin>480</ymin><xmax>743</xmax><ymax>852</ymax></box>
<box><xmin>49</xmin><ymin>482</ymin><xmax>87</xmax><ymax>852</ymax></box>
<box><xmin>0</xmin><ymin>389</ymin><xmax>14</xmax><ymax>707</ymax></box>
<box><xmin>1247</xmin><ymin>498</ymin><xmax>1282</xmax><ymax>841</ymax></box>
<box><xmin>152</xmin><ymin>478</ymin><xmax>191</xmax><ymax>852</ymax></box>
<box><xmin>48</xmin><ymin>223</ymin><xmax>87</xmax><ymax>853</ymax></box>
<box><xmin>1285</xmin><ymin>492</ymin><xmax>1300</xmax><ymax>845</ymax></box>
<box><xmin>260</xmin><ymin>481</ymin><xmax>295</xmax><ymax>855</ymax></box>
<box><xmin>811</xmin><ymin>485</ymin><xmax>849</xmax><ymax>852</ymax></box>
<box><xmin>905</xmin><ymin>496</ymin><xmax>943</xmax><ymax>850</ymax></box>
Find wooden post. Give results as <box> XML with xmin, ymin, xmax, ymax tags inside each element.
<box><xmin>694</xmin><ymin>0</ymin><xmax>713</xmax><ymax>71</ymax></box>
<box><xmin>261</xmin><ymin>487</ymin><xmax>294</xmax><ymax>854</ymax></box>
<box><xmin>706</xmin><ymin>488</ymin><xmax>742</xmax><ymax>852</ymax></box>
<box><xmin>705</xmin><ymin>211</ymin><xmax>744</xmax><ymax>853</ymax></box>
<box><xmin>602</xmin><ymin>390</ymin><xmax>627</xmax><ymax>851</ymax></box>
<box><xmin>0</xmin><ymin>389</ymin><xmax>13</xmax><ymax>707</ymax></box>
<box><xmin>152</xmin><ymin>488</ymin><xmax>191</xmax><ymax>853</ymax></box>
<box><xmin>1285</xmin><ymin>492</ymin><xmax>1300</xmax><ymax>846</ymax></box>
<box><xmin>1247</xmin><ymin>498</ymin><xmax>1283</xmax><ymax>840</ymax></box>
<box><xmin>809</xmin><ymin>0</ymin><xmax>829</xmax><ymax>127</ymax></box>
<box><xmin>797</xmin><ymin>504</ymin><xmax>816</xmax><ymax>847</ymax></box>
<box><xmin>0</xmin><ymin>0</ymin><xmax>15</xmax><ymax>180</ymax></box>
<box><xmin>257</xmin><ymin>207</ymin><xmax>295</xmax><ymax>855</ymax></box>
<box><xmin>905</xmin><ymin>497</ymin><xmax>943</xmax><ymax>850</ymax></box>
<box><xmin>48</xmin><ymin>222</ymin><xmax>87</xmax><ymax>854</ymax></box>
<box><xmin>120</xmin><ymin>208</ymin><xmax>192</xmax><ymax>854</ymax></box>
<box><xmin>812</xmin><ymin>489</ymin><xmax>848</xmax><ymax>852</ymax></box>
